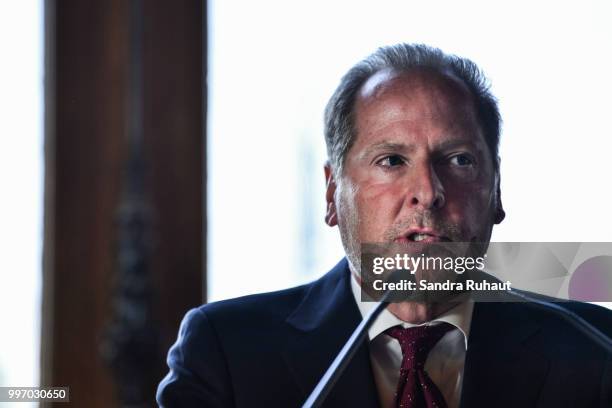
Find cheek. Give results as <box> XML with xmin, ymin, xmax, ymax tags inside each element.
<box><xmin>352</xmin><ymin>180</ymin><xmax>405</xmax><ymax>240</ymax></box>
<box><xmin>444</xmin><ymin>183</ymin><xmax>495</xmax><ymax>233</ymax></box>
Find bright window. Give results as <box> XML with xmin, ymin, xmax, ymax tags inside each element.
<box><xmin>208</xmin><ymin>0</ymin><xmax>612</xmax><ymax>305</ymax></box>
<box><xmin>0</xmin><ymin>0</ymin><xmax>44</xmax><ymax>404</ymax></box>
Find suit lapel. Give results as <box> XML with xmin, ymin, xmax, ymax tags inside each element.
<box><xmin>281</xmin><ymin>259</ymin><xmax>380</xmax><ymax>407</ymax></box>
<box><xmin>460</xmin><ymin>301</ymin><xmax>550</xmax><ymax>408</ymax></box>
<box><xmin>280</xmin><ymin>263</ymin><xmax>554</xmax><ymax>408</ymax></box>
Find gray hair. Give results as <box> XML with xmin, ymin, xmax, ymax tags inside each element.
<box><xmin>323</xmin><ymin>43</ymin><xmax>501</xmax><ymax>176</ymax></box>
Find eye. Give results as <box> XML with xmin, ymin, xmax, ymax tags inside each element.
<box><xmin>448</xmin><ymin>153</ymin><xmax>475</xmax><ymax>167</ymax></box>
<box><xmin>376</xmin><ymin>155</ymin><xmax>406</xmax><ymax>168</ymax></box>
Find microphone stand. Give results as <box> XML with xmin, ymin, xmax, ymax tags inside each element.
<box><xmin>301</xmin><ymin>289</ymin><xmax>393</xmax><ymax>408</ymax></box>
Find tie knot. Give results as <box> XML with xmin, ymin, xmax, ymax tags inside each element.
<box><xmin>385</xmin><ymin>322</ymin><xmax>454</xmax><ymax>369</ymax></box>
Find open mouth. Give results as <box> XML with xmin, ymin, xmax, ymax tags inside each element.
<box><xmin>407</xmin><ymin>232</ymin><xmax>442</xmax><ymax>242</ymax></box>
<box><xmin>393</xmin><ymin>228</ymin><xmax>451</xmax><ymax>244</ymax></box>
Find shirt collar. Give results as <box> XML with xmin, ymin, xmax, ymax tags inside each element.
<box><xmin>350</xmin><ymin>272</ymin><xmax>473</xmax><ymax>349</ymax></box>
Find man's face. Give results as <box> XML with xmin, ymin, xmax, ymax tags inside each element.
<box><xmin>325</xmin><ymin>69</ymin><xmax>504</xmax><ymax>276</ymax></box>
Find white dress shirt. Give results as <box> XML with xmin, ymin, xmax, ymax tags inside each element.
<box><xmin>350</xmin><ymin>275</ymin><xmax>473</xmax><ymax>408</ymax></box>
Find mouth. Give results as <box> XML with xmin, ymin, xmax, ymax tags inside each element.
<box><xmin>394</xmin><ymin>229</ymin><xmax>450</xmax><ymax>244</ymax></box>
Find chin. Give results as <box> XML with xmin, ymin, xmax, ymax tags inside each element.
<box><xmin>387</xmin><ymin>302</ymin><xmax>433</xmax><ymax>324</ymax></box>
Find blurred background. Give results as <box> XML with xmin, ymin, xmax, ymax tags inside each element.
<box><xmin>1</xmin><ymin>0</ymin><xmax>610</xmax><ymax>406</ymax></box>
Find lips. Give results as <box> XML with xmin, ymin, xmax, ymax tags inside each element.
<box><xmin>408</xmin><ymin>232</ymin><xmax>441</xmax><ymax>242</ymax></box>
<box><xmin>393</xmin><ymin>228</ymin><xmax>449</xmax><ymax>244</ymax></box>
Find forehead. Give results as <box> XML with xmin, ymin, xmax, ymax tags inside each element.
<box><xmin>354</xmin><ymin>68</ymin><xmax>480</xmax><ymax>139</ymax></box>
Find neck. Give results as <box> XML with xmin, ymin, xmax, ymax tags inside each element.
<box><xmin>387</xmin><ymin>301</ymin><xmax>460</xmax><ymax>324</ymax></box>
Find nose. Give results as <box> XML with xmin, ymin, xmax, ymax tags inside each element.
<box><xmin>408</xmin><ymin>162</ymin><xmax>445</xmax><ymax>210</ymax></box>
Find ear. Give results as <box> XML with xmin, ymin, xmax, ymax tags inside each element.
<box><xmin>324</xmin><ymin>162</ymin><xmax>338</xmax><ymax>227</ymax></box>
<box><xmin>494</xmin><ymin>177</ymin><xmax>505</xmax><ymax>224</ymax></box>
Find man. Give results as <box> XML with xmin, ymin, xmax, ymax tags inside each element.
<box><xmin>157</xmin><ymin>44</ymin><xmax>612</xmax><ymax>407</ymax></box>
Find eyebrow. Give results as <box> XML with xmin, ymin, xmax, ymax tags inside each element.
<box><xmin>364</xmin><ymin>138</ymin><xmax>481</xmax><ymax>157</ymax></box>
<box><xmin>435</xmin><ymin>138</ymin><xmax>482</xmax><ymax>152</ymax></box>
<box><xmin>363</xmin><ymin>141</ymin><xmax>415</xmax><ymax>157</ymax></box>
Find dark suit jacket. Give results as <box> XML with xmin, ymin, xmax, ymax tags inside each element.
<box><xmin>157</xmin><ymin>259</ymin><xmax>612</xmax><ymax>407</ymax></box>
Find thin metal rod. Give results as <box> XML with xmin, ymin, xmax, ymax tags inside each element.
<box><xmin>301</xmin><ymin>294</ymin><xmax>391</xmax><ymax>408</ymax></box>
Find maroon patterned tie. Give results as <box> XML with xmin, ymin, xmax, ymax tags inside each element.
<box><xmin>385</xmin><ymin>323</ymin><xmax>454</xmax><ymax>408</ymax></box>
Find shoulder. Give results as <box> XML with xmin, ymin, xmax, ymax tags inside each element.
<box><xmin>199</xmin><ymin>281</ymin><xmax>311</xmax><ymax>325</ymax></box>
<box><xmin>561</xmin><ymin>301</ymin><xmax>612</xmax><ymax>335</ymax></box>
<box><xmin>196</xmin><ymin>257</ymin><xmax>351</xmax><ymax>333</ymax></box>
<box><xmin>157</xmin><ymin>259</ymin><xmax>350</xmax><ymax>406</ymax></box>
<box><xmin>546</xmin><ymin>300</ymin><xmax>612</xmax><ymax>341</ymax></box>
<box><xmin>163</xmin><ymin>284</ymin><xmax>314</xmax><ymax>364</ymax></box>
<box><xmin>514</xmin><ymin>291</ymin><xmax>612</xmax><ymax>339</ymax></box>
<box><xmin>473</xmin><ymin>277</ymin><xmax>612</xmax><ymax>341</ymax></box>
<box><xmin>487</xmin><ymin>293</ymin><xmax>612</xmax><ymax>358</ymax></box>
